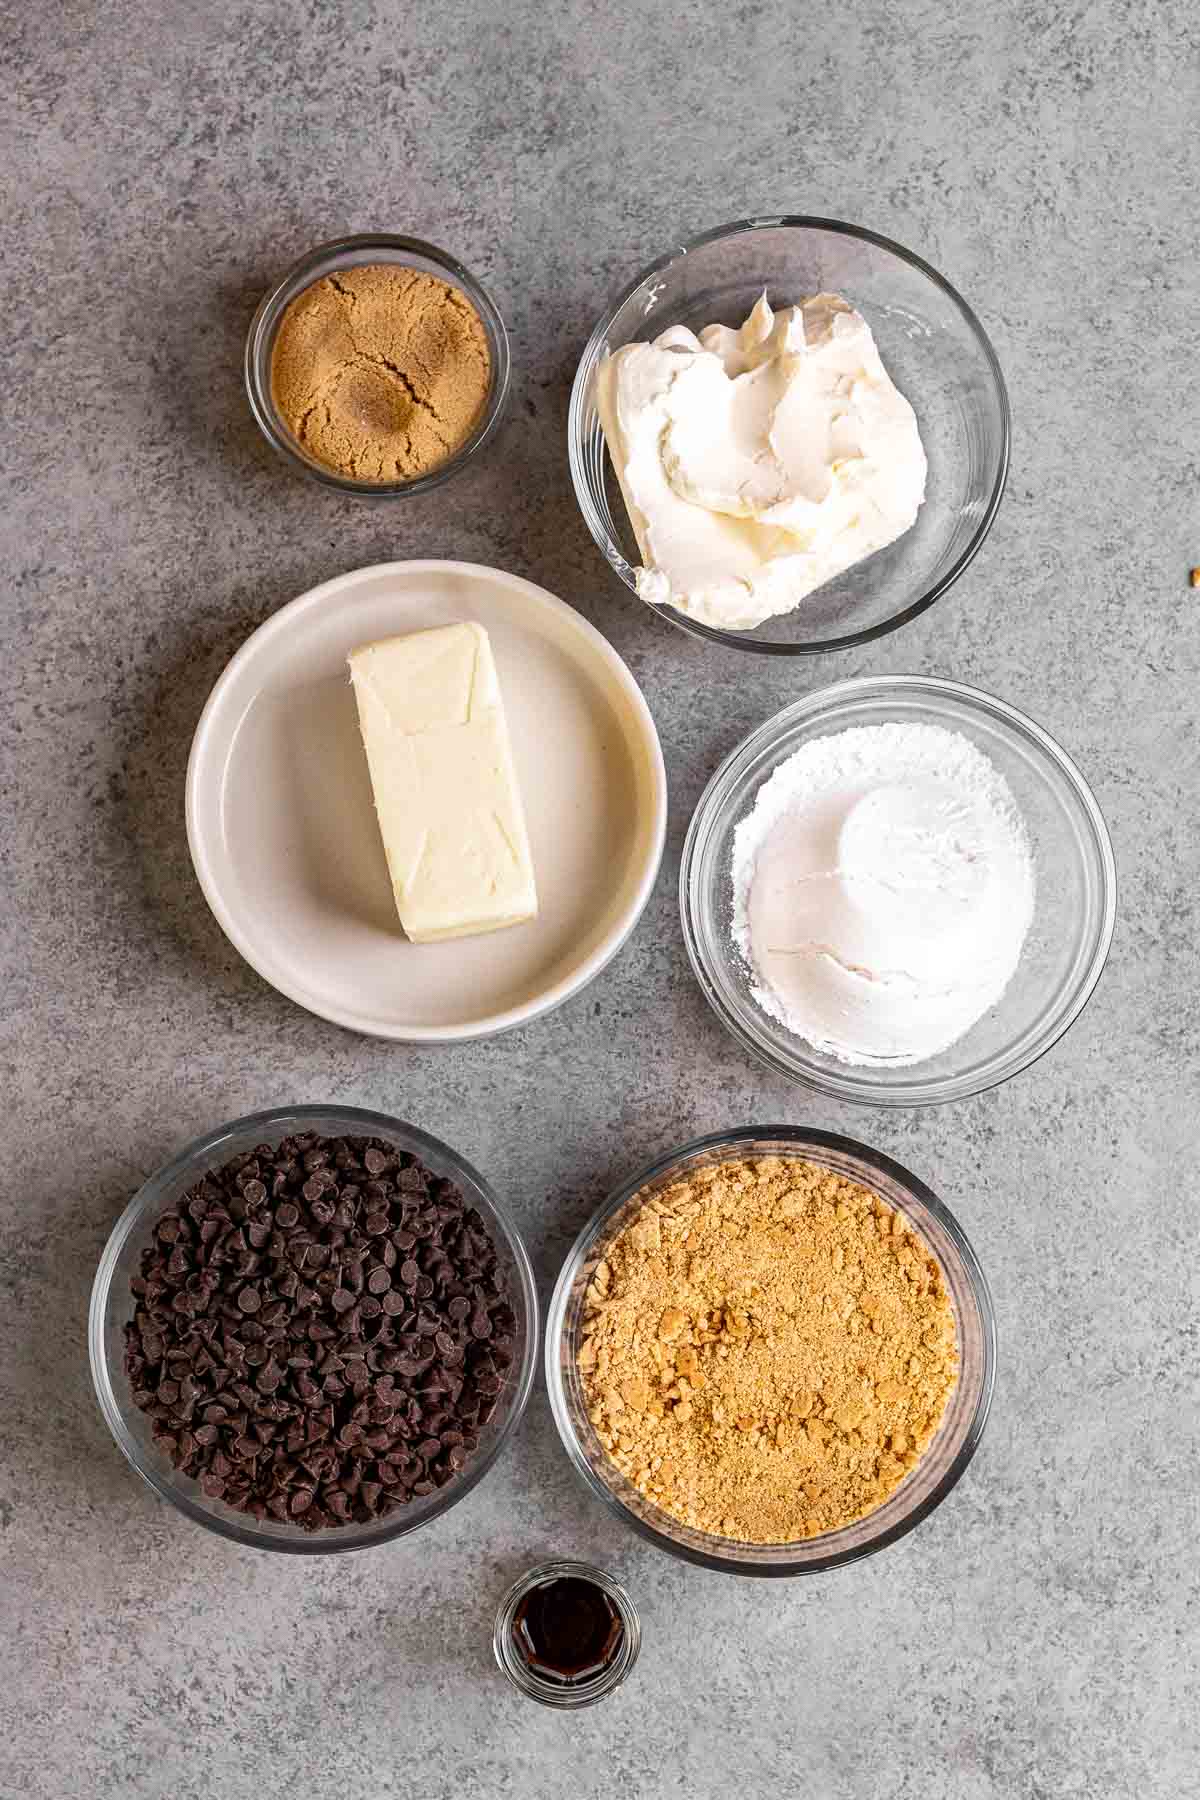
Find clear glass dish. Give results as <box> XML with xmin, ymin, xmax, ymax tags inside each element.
<box><xmin>492</xmin><ymin>1559</ymin><xmax>641</xmax><ymax>1707</ymax></box>
<box><xmin>245</xmin><ymin>233</ymin><xmax>511</xmax><ymax>496</ymax></box>
<box><xmin>546</xmin><ymin>1127</ymin><xmax>995</xmax><ymax>1576</ymax></box>
<box><xmin>89</xmin><ymin>1105</ymin><xmax>537</xmax><ymax>1553</ymax></box>
<box><xmin>681</xmin><ymin>675</ymin><xmax>1117</xmax><ymax>1106</ymax></box>
<box><xmin>568</xmin><ymin>216</ymin><xmax>1010</xmax><ymax>655</ymax></box>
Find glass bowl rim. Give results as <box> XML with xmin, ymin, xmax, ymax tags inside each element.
<box><xmin>680</xmin><ymin>673</ymin><xmax>1118</xmax><ymax>1106</ymax></box>
<box><xmin>544</xmin><ymin>1123</ymin><xmax>997</xmax><ymax>1577</ymax></box>
<box><xmin>88</xmin><ymin>1103</ymin><xmax>539</xmax><ymax>1554</ymax></box>
<box><xmin>244</xmin><ymin>232</ymin><xmax>512</xmax><ymax>498</ymax></box>
<box><xmin>567</xmin><ymin>212</ymin><xmax>1012</xmax><ymax>656</ymax></box>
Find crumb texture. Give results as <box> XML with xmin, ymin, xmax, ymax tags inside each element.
<box><xmin>579</xmin><ymin>1156</ymin><xmax>959</xmax><ymax>1543</ymax></box>
<box><xmin>270</xmin><ymin>264</ymin><xmax>491</xmax><ymax>482</ymax></box>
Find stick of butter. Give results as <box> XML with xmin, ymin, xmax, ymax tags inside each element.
<box><xmin>348</xmin><ymin>622</ymin><xmax>539</xmax><ymax>943</ymax></box>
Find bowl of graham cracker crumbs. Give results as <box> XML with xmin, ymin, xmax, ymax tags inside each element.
<box><xmin>546</xmin><ymin>1127</ymin><xmax>994</xmax><ymax>1576</ymax></box>
<box><xmin>245</xmin><ymin>234</ymin><xmax>510</xmax><ymax>494</ymax></box>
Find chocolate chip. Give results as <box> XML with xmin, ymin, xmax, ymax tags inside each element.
<box><xmin>257</xmin><ymin>1360</ymin><xmax>285</xmax><ymax>1395</ymax></box>
<box><xmin>123</xmin><ymin>1131</ymin><xmax>513</xmax><ymax>1532</ymax></box>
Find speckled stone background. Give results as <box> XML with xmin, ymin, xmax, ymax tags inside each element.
<box><xmin>2</xmin><ymin>2</ymin><xmax>1197</xmax><ymax>1795</ymax></box>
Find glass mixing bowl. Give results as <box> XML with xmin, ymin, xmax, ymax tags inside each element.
<box><xmin>245</xmin><ymin>233</ymin><xmax>510</xmax><ymax>496</ymax></box>
<box><xmin>568</xmin><ymin>216</ymin><xmax>1009</xmax><ymax>654</ymax></box>
<box><xmin>680</xmin><ymin>675</ymin><xmax>1117</xmax><ymax>1106</ymax></box>
<box><xmin>546</xmin><ymin>1127</ymin><xmax>995</xmax><ymax>1576</ymax></box>
<box><xmin>89</xmin><ymin>1105</ymin><xmax>537</xmax><ymax>1553</ymax></box>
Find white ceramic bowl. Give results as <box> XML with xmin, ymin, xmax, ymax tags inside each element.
<box><xmin>187</xmin><ymin>562</ymin><xmax>667</xmax><ymax>1039</ymax></box>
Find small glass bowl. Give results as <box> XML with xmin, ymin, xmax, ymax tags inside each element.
<box><xmin>245</xmin><ymin>233</ymin><xmax>511</xmax><ymax>496</ymax></box>
<box><xmin>682</xmin><ymin>675</ymin><xmax>1116</xmax><ymax>1106</ymax></box>
<box><xmin>89</xmin><ymin>1105</ymin><xmax>537</xmax><ymax>1553</ymax></box>
<box><xmin>546</xmin><ymin>1127</ymin><xmax>995</xmax><ymax>1577</ymax></box>
<box><xmin>568</xmin><ymin>216</ymin><xmax>1010</xmax><ymax>655</ymax></box>
<box><xmin>493</xmin><ymin>1559</ymin><xmax>642</xmax><ymax>1707</ymax></box>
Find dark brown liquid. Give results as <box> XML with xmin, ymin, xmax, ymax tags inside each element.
<box><xmin>511</xmin><ymin>1576</ymin><xmax>624</xmax><ymax>1683</ymax></box>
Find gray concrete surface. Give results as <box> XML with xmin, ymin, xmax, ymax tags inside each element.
<box><xmin>2</xmin><ymin>2</ymin><xmax>1197</xmax><ymax>1795</ymax></box>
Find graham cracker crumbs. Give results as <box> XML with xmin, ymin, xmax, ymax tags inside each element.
<box><xmin>579</xmin><ymin>1156</ymin><xmax>958</xmax><ymax>1544</ymax></box>
<box><xmin>270</xmin><ymin>263</ymin><xmax>490</xmax><ymax>483</ymax></box>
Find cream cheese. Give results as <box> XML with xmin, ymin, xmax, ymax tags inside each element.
<box><xmin>595</xmin><ymin>294</ymin><xmax>927</xmax><ymax>630</ymax></box>
<box><xmin>348</xmin><ymin>622</ymin><xmax>538</xmax><ymax>943</ymax></box>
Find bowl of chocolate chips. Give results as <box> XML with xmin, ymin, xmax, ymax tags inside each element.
<box><xmin>89</xmin><ymin>1105</ymin><xmax>537</xmax><ymax>1551</ymax></box>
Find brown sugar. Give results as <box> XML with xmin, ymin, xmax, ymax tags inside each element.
<box><xmin>578</xmin><ymin>1156</ymin><xmax>959</xmax><ymax>1543</ymax></box>
<box><xmin>270</xmin><ymin>264</ymin><xmax>491</xmax><ymax>483</ymax></box>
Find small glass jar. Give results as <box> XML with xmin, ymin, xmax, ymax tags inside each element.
<box><xmin>493</xmin><ymin>1560</ymin><xmax>641</xmax><ymax>1708</ymax></box>
<box><xmin>244</xmin><ymin>232</ymin><xmax>511</xmax><ymax>497</ymax></box>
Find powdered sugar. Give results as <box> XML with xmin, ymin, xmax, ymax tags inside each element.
<box><xmin>731</xmin><ymin>723</ymin><xmax>1035</xmax><ymax>1066</ymax></box>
